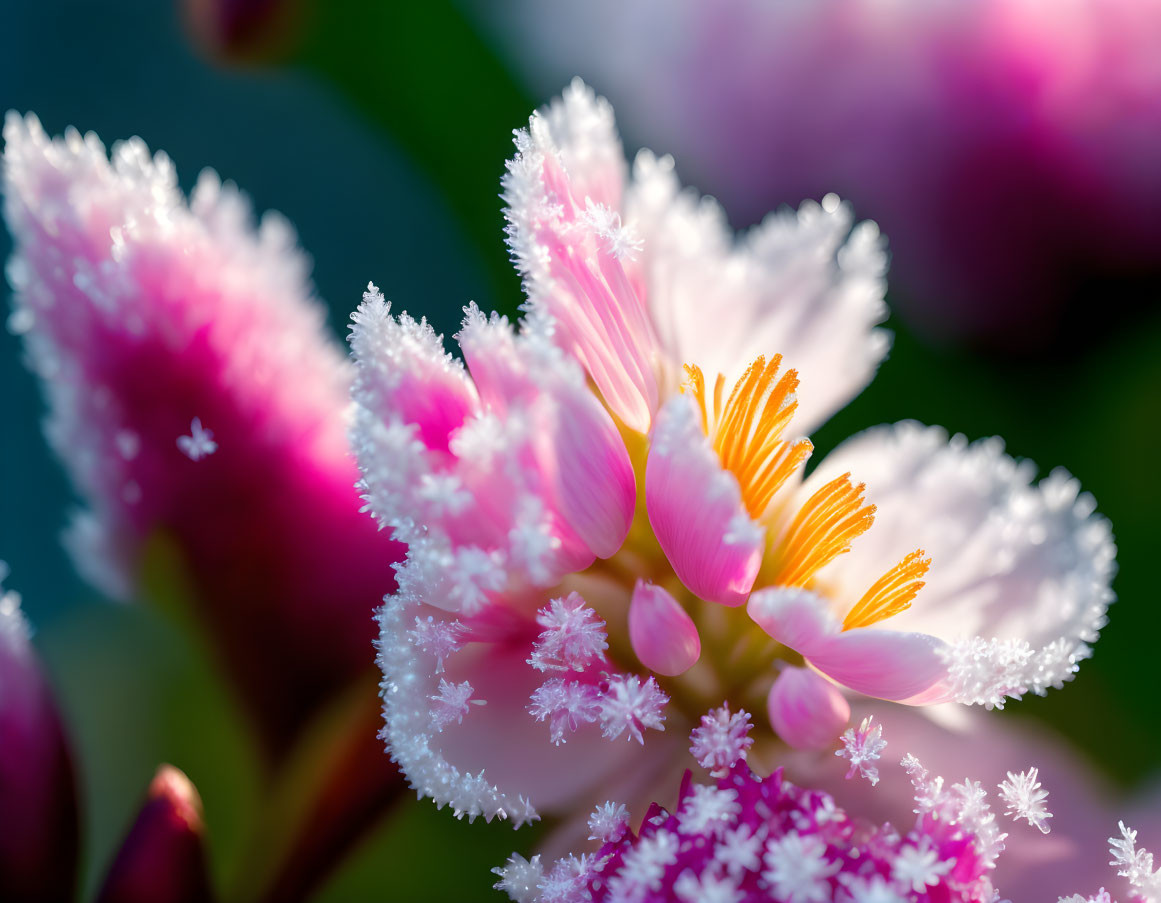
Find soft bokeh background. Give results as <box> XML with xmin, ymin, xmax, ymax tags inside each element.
<box><xmin>1</xmin><ymin>0</ymin><xmax>1158</xmax><ymax>899</ymax></box>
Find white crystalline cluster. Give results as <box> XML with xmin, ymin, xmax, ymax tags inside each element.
<box><xmin>837</xmin><ymin>716</ymin><xmax>887</xmax><ymax>785</ymax></box>
<box><xmin>689</xmin><ymin>705</ymin><xmax>754</xmax><ymax>777</ymax></box>
<box><xmin>998</xmin><ymin>768</ymin><xmax>1052</xmax><ymax>834</ymax></box>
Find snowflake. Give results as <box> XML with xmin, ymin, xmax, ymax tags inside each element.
<box><xmin>892</xmin><ymin>840</ymin><xmax>953</xmax><ymax>893</ymax></box>
<box><xmin>588</xmin><ymin>801</ymin><xmax>630</xmax><ymax>843</ymax></box>
<box><xmin>528</xmin><ymin>678</ymin><xmax>601</xmax><ymax>744</ymax></box>
<box><xmin>836</xmin><ymin>716</ymin><xmax>887</xmax><ymax>785</ymax></box>
<box><xmin>429</xmin><ymin>679</ymin><xmax>482</xmax><ymax>732</ymax></box>
<box><xmin>599</xmin><ymin>674</ymin><xmax>668</xmax><ymax>743</ymax></box>
<box><xmin>528</xmin><ymin>592</ymin><xmax>608</xmax><ymax>672</ymax></box>
<box><xmin>407</xmin><ymin>616</ymin><xmax>464</xmax><ymax>673</ymax></box>
<box><xmin>678</xmin><ymin>785</ymin><xmax>740</xmax><ymax>838</ymax></box>
<box><xmin>673</xmin><ymin>869</ymin><xmax>743</xmax><ymax>903</ymax></box>
<box><xmin>690</xmin><ymin>705</ymin><xmax>754</xmax><ymax>777</ymax></box>
<box><xmin>715</xmin><ymin>823</ymin><xmax>765</xmax><ymax>878</ymax></box>
<box><xmin>763</xmin><ymin>833</ymin><xmax>840</xmax><ymax>903</ymax></box>
<box><xmin>998</xmin><ymin>768</ymin><xmax>1052</xmax><ymax>834</ymax></box>
<box><xmin>177</xmin><ymin>417</ymin><xmax>217</xmax><ymax>460</ymax></box>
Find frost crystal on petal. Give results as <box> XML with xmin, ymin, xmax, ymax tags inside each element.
<box><xmin>429</xmin><ymin>679</ymin><xmax>481</xmax><ymax>732</ymax></box>
<box><xmin>763</xmin><ymin>833</ymin><xmax>839</xmax><ymax>903</ymax></box>
<box><xmin>836</xmin><ymin>716</ymin><xmax>886</xmax><ymax>785</ymax></box>
<box><xmin>690</xmin><ymin>705</ymin><xmax>754</xmax><ymax>777</ymax></box>
<box><xmin>998</xmin><ymin>768</ymin><xmax>1052</xmax><ymax>834</ymax></box>
<box><xmin>407</xmin><ymin>615</ymin><xmax>464</xmax><ymax>674</ymax></box>
<box><xmin>679</xmin><ymin>785</ymin><xmax>741</xmax><ymax>838</ymax></box>
<box><xmin>588</xmin><ymin>801</ymin><xmax>630</xmax><ymax>843</ymax></box>
<box><xmin>598</xmin><ymin>674</ymin><xmax>668</xmax><ymax>743</ymax></box>
<box><xmin>176</xmin><ymin>417</ymin><xmax>217</xmax><ymax>461</ymax></box>
<box><xmin>892</xmin><ymin>839</ymin><xmax>952</xmax><ymax>893</ymax></box>
<box><xmin>528</xmin><ymin>592</ymin><xmax>608</xmax><ymax>672</ymax></box>
<box><xmin>1110</xmin><ymin>822</ymin><xmax>1161</xmax><ymax>901</ymax></box>
<box><xmin>528</xmin><ymin>678</ymin><xmax>601</xmax><ymax>745</ymax></box>
<box><xmin>493</xmin><ymin>853</ymin><xmax>544</xmax><ymax>903</ymax></box>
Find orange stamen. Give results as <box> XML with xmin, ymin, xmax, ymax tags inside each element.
<box><xmin>842</xmin><ymin>549</ymin><xmax>932</xmax><ymax>630</ymax></box>
<box><xmin>771</xmin><ymin>473</ymin><xmax>876</xmax><ymax>588</ymax></box>
<box><xmin>682</xmin><ymin>357</ymin><xmax>813</xmax><ymax>520</ymax></box>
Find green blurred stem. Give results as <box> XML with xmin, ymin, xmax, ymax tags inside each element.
<box><xmin>294</xmin><ymin>0</ymin><xmax>533</xmax><ymax>316</ymax></box>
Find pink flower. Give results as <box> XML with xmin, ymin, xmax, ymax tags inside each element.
<box><xmin>354</xmin><ymin>81</ymin><xmax>1114</xmax><ymax>831</ymax></box>
<box><xmin>0</xmin><ymin>566</ymin><xmax>80</xmax><ymax>902</ymax></box>
<box><xmin>483</xmin><ymin>0</ymin><xmax>1161</xmax><ymax>348</ymax></box>
<box><xmin>2</xmin><ymin>114</ymin><xmax>403</xmax><ymax>754</ymax></box>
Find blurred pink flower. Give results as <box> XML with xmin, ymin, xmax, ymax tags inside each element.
<box><xmin>353</xmin><ymin>82</ymin><xmax>1114</xmax><ymax>830</ymax></box>
<box><xmin>0</xmin><ymin>566</ymin><xmax>79</xmax><ymax>903</ymax></box>
<box><xmin>479</xmin><ymin>0</ymin><xmax>1161</xmax><ymax>348</ymax></box>
<box><xmin>2</xmin><ymin>114</ymin><xmax>403</xmax><ymax>755</ymax></box>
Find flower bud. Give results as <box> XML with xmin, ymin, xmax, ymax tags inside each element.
<box><xmin>95</xmin><ymin>765</ymin><xmax>213</xmax><ymax>903</ymax></box>
<box><xmin>0</xmin><ymin>575</ymin><xmax>80</xmax><ymax>902</ymax></box>
<box><xmin>767</xmin><ymin>665</ymin><xmax>850</xmax><ymax>750</ymax></box>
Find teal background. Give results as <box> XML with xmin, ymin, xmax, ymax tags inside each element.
<box><xmin>1</xmin><ymin>1</ymin><xmax>1158</xmax><ymax>899</ymax></box>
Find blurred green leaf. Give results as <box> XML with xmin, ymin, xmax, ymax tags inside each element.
<box><xmin>293</xmin><ymin>0</ymin><xmax>533</xmax><ymax>318</ymax></box>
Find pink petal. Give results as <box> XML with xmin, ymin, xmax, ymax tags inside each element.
<box><xmin>766</xmin><ymin>666</ymin><xmax>851</xmax><ymax>750</ymax></box>
<box><xmin>747</xmin><ymin>586</ymin><xmax>949</xmax><ymax>703</ymax></box>
<box><xmin>459</xmin><ymin>310</ymin><xmax>635</xmax><ymax>560</ymax></box>
<box><xmin>646</xmin><ymin>397</ymin><xmax>763</xmax><ymax>606</ymax></box>
<box><xmin>628</xmin><ymin>581</ymin><xmax>701</xmax><ymax>676</ymax></box>
<box><xmin>4</xmin><ymin>116</ymin><xmax>403</xmax><ymax>754</ymax></box>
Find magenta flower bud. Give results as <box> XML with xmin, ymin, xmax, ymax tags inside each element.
<box><xmin>95</xmin><ymin>765</ymin><xmax>213</xmax><ymax>903</ymax></box>
<box><xmin>0</xmin><ymin>571</ymin><xmax>80</xmax><ymax>903</ymax></box>
<box><xmin>628</xmin><ymin>581</ymin><xmax>700</xmax><ymax>677</ymax></box>
<box><xmin>767</xmin><ymin>665</ymin><xmax>851</xmax><ymax>750</ymax></box>
<box><xmin>2</xmin><ymin>115</ymin><xmax>403</xmax><ymax>755</ymax></box>
<box><xmin>182</xmin><ymin>0</ymin><xmax>301</xmax><ymax>63</ymax></box>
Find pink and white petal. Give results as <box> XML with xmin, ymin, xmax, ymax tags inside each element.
<box><xmin>624</xmin><ymin>155</ymin><xmax>889</xmax><ymax>432</ymax></box>
<box><xmin>646</xmin><ymin>397</ymin><xmax>763</xmax><ymax>606</ymax></box>
<box><xmin>349</xmin><ymin>287</ymin><xmax>479</xmax><ymax>455</ymax></box>
<box><xmin>803</xmin><ymin>421</ymin><xmax>1115</xmax><ymax>707</ymax></box>
<box><xmin>458</xmin><ymin>309</ymin><xmax>635</xmax><ymax>561</ymax></box>
<box><xmin>503</xmin><ymin>82</ymin><xmax>660</xmax><ymax>433</ymax></box>
<box><xmin>531</xmin><ymin>78</ymin><xmax>626</xmax><ymax>212</ymax></box>
<box><xmin>747</xmin><ymin>586</ymin><xmax>950</xmax><ymax>703</ymax></box>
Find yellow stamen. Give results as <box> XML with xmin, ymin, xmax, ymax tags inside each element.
<box><xmin>842</xmin><ymin>549</ymin><xmax>932</xmax><ymax>630</ymax></box>
<box><xmin>771</xmin><ymin>473</ymin><xmax>875</xmax><ymax>588</ymax></box>
<box><xmin>683</xmin><ymin>357</ymin><xmax>813</xmax><ymax>519</ymax></box>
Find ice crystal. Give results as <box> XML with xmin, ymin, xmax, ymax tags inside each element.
<box><xmin>176</xmin><ymin>417</ymin><xmax>217</xmax><ymax>461</ymax></box>
<box><xmin>528</xmin><ymin>592</ymin><xmax>608</xmax><ymax>672</ymax></box>
<box><xmin>836</xmin><ymin>716</ymin><xmax>887</xmax><ymax>785</ymax></box>
<box><xmin>689</xmin><ymin>705</ymin><xmax>754</xmax><ymax>777</ymax></box>
<box><xmin>528</xmin><ymin>678</ymin><xmax>601</xmax><ymax>745</ymax></box>
<box><xmin>588</xmin><ymin>801</ymin><xmax>630</xmax><ymax>844</ymax></box>
<box><xmin>998</xmin><ymin>767</ymin><xmax>1052</xmax><ymax>834</ymax></box>
<box><xmin>598</xmin><ymin>674</ymin><xmax>668</xmax><ymax>743</ymax></box>
<box><xmin>429</xmin><ymin>679</ymin><xmax>481</xmax><ymax>732</ymax></box>
<box><xmin>407</xmin><ymin>616</ymin><xmax>464</xmax><ymax>674</ymax></box>
<box><xmin>1110</xmin><ymin>822</ymin><xmax>1161</xmax><ymax>901</ymax></box>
